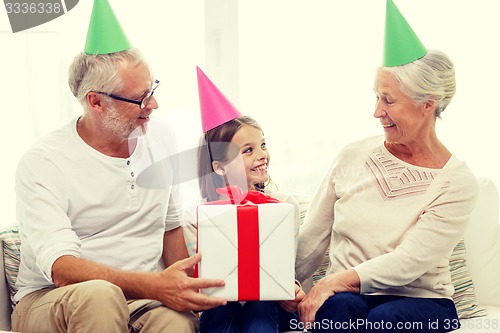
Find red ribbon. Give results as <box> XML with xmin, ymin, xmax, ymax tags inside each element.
<box><xmin>215</xmin><ymin>185</ymin><xmax>280</xmax><ymax>205</ymax></box>
<box><xmin>198</xmin><ymin>186</ymin><xmax>280</xmax><ymax>300</ymax></box>
<box><xmin>237</xmin><ymin>205</ymin><xmax>260</xmax><ymax>300</ymax></box>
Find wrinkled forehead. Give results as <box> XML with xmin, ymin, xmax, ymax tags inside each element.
<box><xmin>374</xmin><ymin>69</ymin><xmax>400</xmax><ymax>93</ymax></box>
<box><xmin>116</xmin><ymin>62</ymin><xmax>154</xmax><ymax>93</ymax></box>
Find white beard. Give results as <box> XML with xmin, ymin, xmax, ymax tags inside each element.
<box><xmin>102</xmin><ymin>105</ymin><xmax>142</xmax><ymax>142</ymax></box>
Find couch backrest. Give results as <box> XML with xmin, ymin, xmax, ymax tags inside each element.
<box><xmin>464</xmin><ymin>177</ymin><xmax>500</xmax><ymax>307</ymax></box>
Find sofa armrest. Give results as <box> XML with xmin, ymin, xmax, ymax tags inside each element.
<box><xmin>0</xmin><ymin>244</ymin><xmax>12</xmax><ymax>331</ymax></box>
<box><xmin>464</xmin><ymin>177</ymin><xmax>500</xmax><ymax>307</ymax></box>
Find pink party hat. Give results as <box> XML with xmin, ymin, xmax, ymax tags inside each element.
<box><xmin>197</xmin><ymin>66</ymin><xmax>242</xmax><ymax>132</ymax></box>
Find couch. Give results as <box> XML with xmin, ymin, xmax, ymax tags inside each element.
<box><xmin>454</xmin><ymin>177</ymin><xmax>500</xmax><ymax>332</ymax></box>
<box><xmin>0</xmin><ymin>177</ymin><xmax>499</xmax><ymax>332</ymax></box>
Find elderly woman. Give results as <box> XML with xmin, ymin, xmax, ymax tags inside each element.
<box><xmin>296</xmin><ymin>48</ymin><xmax>479</xmax><ymax>333</ymax></box>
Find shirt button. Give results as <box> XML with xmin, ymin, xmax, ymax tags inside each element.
<box><xmin>131</xmin><ymin>172</ymin><xmax>135</xmax><ymax>177</ymax></box>
<box><xmin>127</xmin><ymin>160</ymin><xmax>130</xmax><ymax>165</ymax></box>
<box><xmin>131</xmin><ymin>184</ymin><xmax>135</xmax><ymax>190</ymax></box>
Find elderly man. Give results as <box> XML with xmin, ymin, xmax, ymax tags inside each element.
<box><xmin>12</xmin><ymin>1</ymin><xmax>225</xmax><ymax>332</ymax></box>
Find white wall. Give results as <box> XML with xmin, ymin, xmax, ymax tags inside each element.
<box><xmin>1</xmin><ymin>0</ymin><xmax>499</xmax><ymax>227</ymax></box>
<box><xmin>236</xmin><ymin>0</ymin><xmax>500</xmax><ymax>195</ymax></box>
<box><xmin>0</xmin><ymin>0</ymin><xmax>206</xmax><ymax>226</ymax></box>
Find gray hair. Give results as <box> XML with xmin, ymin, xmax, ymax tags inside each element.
<box><xmin>381</xmin><ymin>49</ymin><xmax>456</xmax><ymax>118</ymax></box>
<box><xmin>68</xmin><ymin>48</ymin><xmax>148</xmax><ymax>110</ymax></box>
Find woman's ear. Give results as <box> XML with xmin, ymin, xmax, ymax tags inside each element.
<box><xmin>422</xmin><ymin>99</ymin><xmax>437</xmax><ymax>117</ymax></box>
<box><xmin>212</xmin><ymin>161</ymin><xmax>226</xmax><ymax>176</ymax></box>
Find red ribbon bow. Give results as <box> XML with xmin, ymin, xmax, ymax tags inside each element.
<box><xmin>215</xmin><ymin>185</ymin><xmax>280</xmax><ymax>205</ymax></box>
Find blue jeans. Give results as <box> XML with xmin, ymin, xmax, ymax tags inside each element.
<box><xmin>200</xmin><ymin>301</ymin><xmax>298</xmax><ymax>333</ymax></box>
<box><xmin>312</xmin><ymin>292</ymin><xmax>460</xmax><ymax>332</ymax></box>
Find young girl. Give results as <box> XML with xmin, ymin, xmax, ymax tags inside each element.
<box><xmin>194</xmin><ymin>115</ymin><xmax>304</xmax><ymax>333</ymax></box>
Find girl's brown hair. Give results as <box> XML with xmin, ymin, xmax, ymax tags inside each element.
<box><xmin>198</xmin><ymin>115</ymin><xmax>264</xmax><ymax>201</ymax></box>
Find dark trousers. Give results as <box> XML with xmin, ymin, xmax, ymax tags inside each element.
<box><xmin>200</xmin><ymin>300</ymin><xmax>298</xmax><ymax>333</ymax></box>
<box><xmin>312</xmin><ymin>292</ymin><xmax>460</xmax><ymax>332</ymax></box>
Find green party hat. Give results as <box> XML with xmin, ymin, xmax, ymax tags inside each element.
<box><xmin>84</xmin><ymin>0</ymin><xmax>132</xmax><ymax>55</ymax></box>
<box><xmin>383</xmin><ymin>0</ymin><xmax>427</xmax><ymax>67</ymax></box>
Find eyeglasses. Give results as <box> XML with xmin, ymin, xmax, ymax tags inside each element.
<box><xmin>96</xmin><ymin>79</ymin><xmax>160</xmax><ymax>109</ymax></box>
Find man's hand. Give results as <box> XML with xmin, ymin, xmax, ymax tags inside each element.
<box><xmin>154</xmin><ymin>253</ymin><xmax>227</xmax><ymax>312</ymax></box>
<box><xmin>52</xmin><ymin>253</ymin><xmax>228</xmax><ymax>312</ymax></box>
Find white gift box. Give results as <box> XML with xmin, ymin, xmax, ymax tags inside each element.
<box><xmin>196</xmin><ymin>202</ymin><xmax>296</xmax><ymax>301</ymax></box>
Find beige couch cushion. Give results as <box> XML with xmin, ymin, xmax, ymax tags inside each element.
<box><xmin>0</xmin><ymin>225</ymin><xmax>20</xmax><ymax>309</ymax></box>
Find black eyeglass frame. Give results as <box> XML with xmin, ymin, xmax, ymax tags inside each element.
<box><xmin>96</xmin><ymin>79</ymin><xmax>160</xmax><ymax>109</ymax></box>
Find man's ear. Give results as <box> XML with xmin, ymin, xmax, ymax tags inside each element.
<box><xmin>212</xmin><ymin>161</ymin><xmax>226</xmax><ymax>176</ymax></box>
<box><xmin>86</xmin><ymin>92</ymin><xmax>105</xmax><ymax>114</ymax></box>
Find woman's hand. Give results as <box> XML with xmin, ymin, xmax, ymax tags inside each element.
<box><xmin>298</xmin><ymin>277</ymin><xmax>336</xmax><ymax>324</ymax></box>
<box><xmin>279</xmin><ymin>283</ymin><xmax>306</xmax><ymax>312</ymax></box>
<box><xmin>298</xmin><ymin>270</ymin><xmax>360</xmax><ymax>324</ymax></box>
